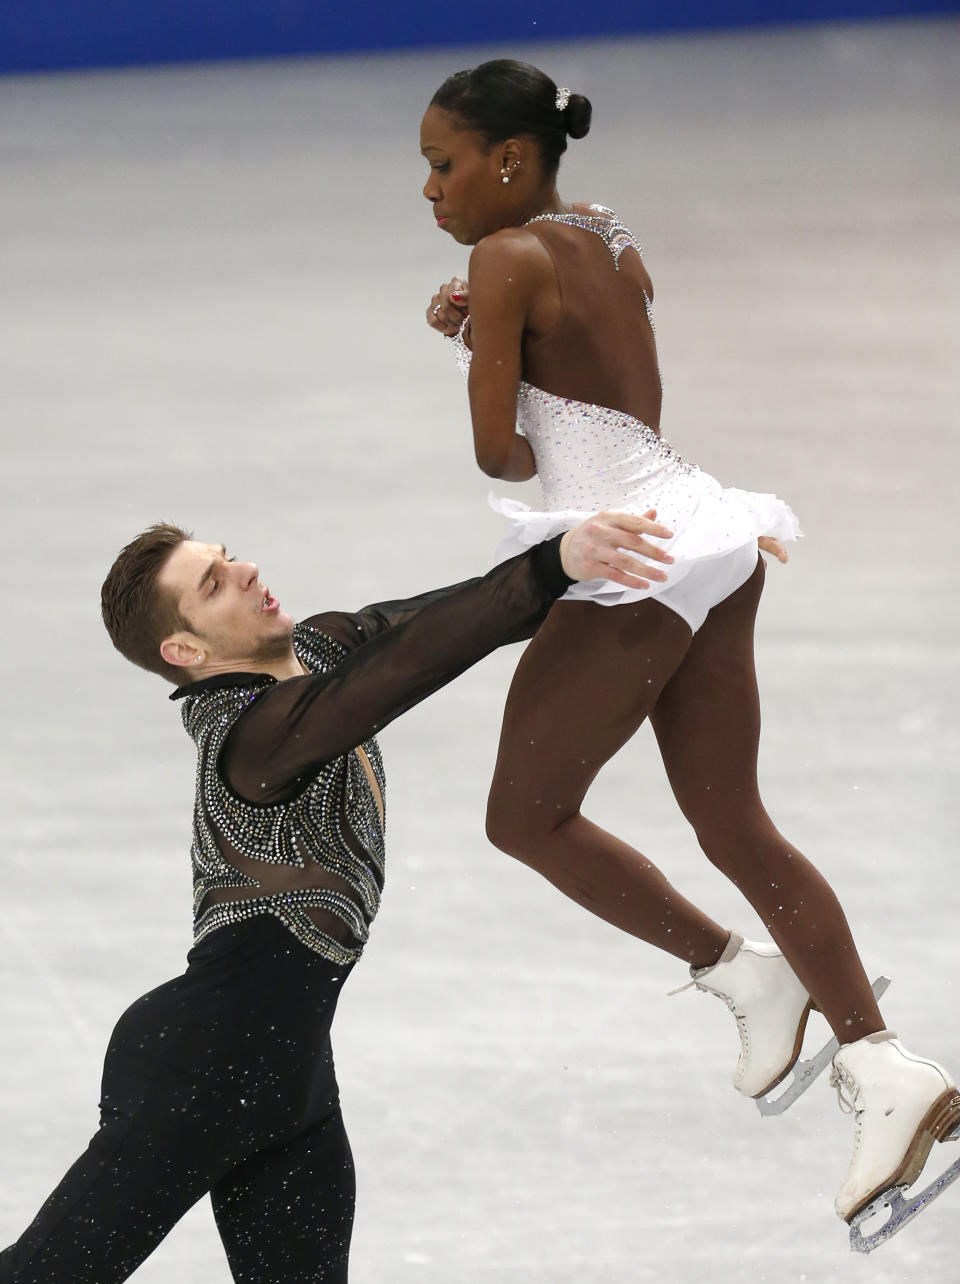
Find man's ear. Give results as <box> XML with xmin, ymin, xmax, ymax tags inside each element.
<box><xmin>160</xmin><ymin>633</ymin><xmax>205</xmax><ymax>670</ymax></box>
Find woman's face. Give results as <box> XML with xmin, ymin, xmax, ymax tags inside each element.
<box><xmin>420</xmin><ymin>106</ymin><xmax>511</xmax><ymax>246</ymax></box>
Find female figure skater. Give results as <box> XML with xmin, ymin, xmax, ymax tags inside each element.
<box><xmin>420</xmin><ymin>59</ymin><xmax>958</xmax><ymax>1230</ymax></box>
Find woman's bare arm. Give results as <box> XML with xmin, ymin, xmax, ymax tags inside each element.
<box><xmin>464</xmin><ymin>230</ymin><xmax>555</xmax><ymax>480</ymax></box>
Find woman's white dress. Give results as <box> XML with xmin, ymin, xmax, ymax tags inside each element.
<box><xmin>453</xmin><ymin>207</ymin><xmax>800</xmax><ymax>633</ymax></box>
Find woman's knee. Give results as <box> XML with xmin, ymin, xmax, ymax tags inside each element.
<box><xmin>688</xmin><ymin>807</ymin><xmax>779</xmax><ymax>873</ymax></box>
<box><xmin>485</xmin><ymin>783</ymin><xmax>559</xmax><ymax>860</ymax></box>
<box><xmin>485</xmin><ymin>789</ymin><xmax>530</xmax><ymax>857</ymax></box>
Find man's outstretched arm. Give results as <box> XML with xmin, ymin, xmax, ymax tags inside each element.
<box><xmin>223</xmin><ymin>511</ymin><xmax>672</xmax><ymax>803</ymax></box>
<box><xmin>304</xmin><ymin>509</ymin><xmax>675</xmax><ymax>654</ymax></box>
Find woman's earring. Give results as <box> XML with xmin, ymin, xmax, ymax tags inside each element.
<box><xmin>194</xmin><ymin>654</ymin><xmax>204</xmax><ymax>664</ymax></box>
<box><xmin>500</xmin><ymin>167</ymin><xmax>511</xmax><ymax>184</ymax></box>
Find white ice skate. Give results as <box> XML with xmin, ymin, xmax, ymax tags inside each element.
<box><xmin>676</xmin><ymin>932</ymin><xmax>815</xmax><ymax>1100</ymax></box>
<box><xmin>755</xmin><ymin>975</ymin><xmax>891</xmax><ymax>1117</ymax></box>
<box><xmin>830</xmin><ymin>1030</ymin><xmax>960</xmax><ymax>1253</ymax></box>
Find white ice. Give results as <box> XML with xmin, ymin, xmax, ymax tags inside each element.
<box><xmin>1</xmin><ymin>17</ymin><xmax>958</xmax><ymax>1281</ymax></box>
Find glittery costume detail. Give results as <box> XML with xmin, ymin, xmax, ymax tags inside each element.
<box><xmin>525</xmin><ymin>204</ymin><xmax>641</xmax><ymax>271</ymax></box>
<box><xmin>180</xmin><ymin>624</ymin><xmax>385</xmax><ymax>967</ymax></box>
<box><xmin>453</xmin><ymin>206</ymin><xmax>800</xmax><ymax>612</ymax></box>
<box><xmin>525</xmin><ymin>204</ymin><xmax>658</xmax><ymax>339</ymax></box>
<box><xmin>176</xmin><ymin>542</ymin><xmax>573</xmax><ymax>961</ymax></box>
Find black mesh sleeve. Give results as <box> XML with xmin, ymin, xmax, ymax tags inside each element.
<box><xmin>221</xmin><ymin>537</ymin><xmax>572</xmax><ymax>803</ymax></box>
<box><xmin>299</xmin><ymin>583</ymin><xmax>477</xmax><ymax>655</ymax></box>
<box><xmin>300</xmin><ymin>535</ymin><xmax>570</xmax><ymax>654</ymax></box>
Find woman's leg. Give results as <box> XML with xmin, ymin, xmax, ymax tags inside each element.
<box><xmin>486</xmin><ymin>593</ymin><xmax>730</xmax><ymax>967</ymax></box>
<box><xmin>649</xmin><ymin>557</ymin><xmax>884</xmax><ymax>1042</ymax></box>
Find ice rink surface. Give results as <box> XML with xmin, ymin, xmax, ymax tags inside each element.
<box><xmin>1</xmin><ymin>15</ymin><xmax>958</xmax><ymax>1280</ymax></box>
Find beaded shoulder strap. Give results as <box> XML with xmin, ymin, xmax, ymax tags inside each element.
<box><xmin>523</xmin><ymin>204</ymin><xmax>641</xmax><ymax>271</ymax></box>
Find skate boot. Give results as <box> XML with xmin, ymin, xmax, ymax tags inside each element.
<box><xmin>830</xmin><ymin>1030</ymin><xmax>960</xmax><ymax>1222</ymax></box>
<box><xmin>677</xmin><ymin>932</ymin><xmax>814</xmax><ymax>1098</ymax></box>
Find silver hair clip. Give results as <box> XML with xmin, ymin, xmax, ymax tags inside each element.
<box><xmin>555</xmin><ymin>87</ymin><xmax>571</xmax><ymax>112</ymax></box>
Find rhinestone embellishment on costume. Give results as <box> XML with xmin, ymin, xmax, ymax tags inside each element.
<box><xmin>451</xmin><ymin>205</ymin><xmax>682</xmax><ymax>512</ymax></box>
<box><xmin>523</xmin><ymin>204</ymin><xmax>659</xmax><ymax>360</ymax></box>
<box><xmin>180</xmin><ymin>625</ymin><xmax>386</xmax><ymax>966</ymax></box>
<box><xmin>524</xmin><ymin>204</ymin><xmax>641</xmax><ymax>270</ymax></box>
<box><xmin>514</xmin><ymin>382</ymin><xmax>693</xmax><ymax>512</ymax></box>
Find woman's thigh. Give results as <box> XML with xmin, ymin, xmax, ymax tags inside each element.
<box><xmin>489</xmin><ymin>595</ymin><xmax>693</xmax><ymax>822</ymax></box>
<box><xmin>650</xmin><ymin>555</ymin><xmax>767</xmax><ymax>828</ymax></box>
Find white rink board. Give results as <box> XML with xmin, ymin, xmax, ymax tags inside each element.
<box><xmin>0</xmin><ymin>18</ymin><xmax>958</xmax><ymax>1282</ymax></box>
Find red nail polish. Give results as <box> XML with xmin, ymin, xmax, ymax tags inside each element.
<box><xmin>451</xmin><ymin>292</ymin><xmax>463</xmax><ymax>301</ymax></box>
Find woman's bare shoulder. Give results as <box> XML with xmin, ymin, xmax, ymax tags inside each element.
<box><xmin>471</xmin><ymin>224</ymin><xmax>549</xmax><ymax>261</ymax></box>
<box><xmin>468</xmin><ymin>226</ymin><xmax>555</xmax><ymax>286</ymax></box>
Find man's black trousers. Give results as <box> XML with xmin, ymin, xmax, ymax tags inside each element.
<box><xmin>0</xmin><ymin>917</ymin><xmax>356</xmax><ymax>1282</ymax></box>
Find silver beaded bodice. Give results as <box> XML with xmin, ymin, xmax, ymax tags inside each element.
<box><xmin>453</xmin><ymin>206</ymin><xmax>687</xmax><ymax>515</ymax></box>
<box><xmin>526</xmin><ymin>204</ymin><xmax>657</xmax><ymax>336</ymax></box>
<box><xmin>524</xmin><ymin>204</ymin><xmax>642</xmax><ymax>270</ymax></box>
<box><xmin>513</xmin><ymin>382</ymin><xmax>695</xmax><ymax>513</ymax></box>
<box><xmin>180</xmin><ymin>624</ymin><xmax>385</xmax><ymax>966</ymax></box>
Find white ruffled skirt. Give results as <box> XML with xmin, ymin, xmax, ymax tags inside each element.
<box><xmin>491</xmin><ymin>466</ymin><xmax>801</xmax><ymax>633</ymax></box>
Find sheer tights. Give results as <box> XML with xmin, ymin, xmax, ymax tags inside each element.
<box><xmin>486</xmin><ymin>557</ymin><xmax>884</xmax><ymax>1043</ymax></box>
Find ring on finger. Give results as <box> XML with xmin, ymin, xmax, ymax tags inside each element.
<box><xmin>432</xmin><ymin>303</ymin><xmax>442</xmax><ymax>318</ymax></box>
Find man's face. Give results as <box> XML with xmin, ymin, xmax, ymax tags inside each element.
<box><xmin>158</xmin><ymin>540</ymin><xmax>295</xmax><ymax>674</ymax></box>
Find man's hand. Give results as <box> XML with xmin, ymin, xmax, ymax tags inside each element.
<box><xmin>427</xmin><ymin>277</ymin><xmax>470</xmax><ymax>336</ymax></box>
<box><xmin>559</xmin><ymin>510</ymin><xmax>675</xmax><ymax>588</ymax></box>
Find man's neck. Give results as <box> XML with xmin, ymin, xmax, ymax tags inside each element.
<box><xmin>193</xmin><ymin>649</ymin><xmax>306</xmax><ymax>684</ymax></box>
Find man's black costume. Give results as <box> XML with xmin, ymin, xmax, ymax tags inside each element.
<box><xmin>0</xmin><ymin>539</ymin><xmax>571</xmax><ymax>1283</ymax></box>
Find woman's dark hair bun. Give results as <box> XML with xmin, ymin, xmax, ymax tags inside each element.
<box><xmin>430</xmin><ymin>60</ymin><xmax>593</xmax><ymax>177</ymax></box>
<box><xmin>565</xmin><ymin>94</ymin><xmax>592</xmax><ymax>141</ymax></box>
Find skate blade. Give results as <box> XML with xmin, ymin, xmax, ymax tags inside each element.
<box><xmin>847</xmin><ymin>1089</ymin><xmax>960</xmax><ymax>1252</ymax></box>
<box><xmin>849</xmin><ymin>1153</ymin><xmax>960</xmax><ymax>1254</ymax></box>
<box><xmin>755</xmin><ymin>976</ymin><xmax>891</xmax><ymax>1117</ymax></box>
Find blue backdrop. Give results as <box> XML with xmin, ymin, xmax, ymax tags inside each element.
<box><xmin>1</xmin><ymin>0</ymin><xmax>957</xmax><ymax>75</ymax></box>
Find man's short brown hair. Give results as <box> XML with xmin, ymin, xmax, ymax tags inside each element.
<box><xmin>101</xmin><ymin>522</ymin><xmax>194</xmax><ymax>683</ymax></box>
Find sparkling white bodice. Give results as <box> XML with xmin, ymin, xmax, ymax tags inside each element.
<box><xmin>453</xmin><ymin>205</ymin><xmax>800</xmax><ymax>594</ymax></box>
<box><xmin>453</xmin><ymin>205</ymin><xmax>695</xmax><ymax>519</ymax></box>
<box><xmin>511</xmin><ymin>379</ymin><xmax>694</xmax><ymax>514</ymax></box>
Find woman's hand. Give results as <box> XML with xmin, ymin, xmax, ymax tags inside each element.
<box><xmin>427</xmin><ymin>277</ymin><xmax>470</xmax><ymax>336</ymax></box>
<box><xmin>560</xmin><ymin>510</ymin><xmax>675</xmax><ymax>588</ymax></box>
<box><xmin>758</xmin><ymin>536</ymin><xmax>788</xmax><ymax>564</ymax></box>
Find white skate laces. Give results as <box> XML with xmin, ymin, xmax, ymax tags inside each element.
<box><xmin>671</xmin><ymin>932</ymin><xmax>813</xmax><ymax>1100</ymax></box>
<box><xmin>671</xmin><ymin>952</ymin><xmax>960</xmax><ymax>1248</ymax></box>
<box><xmin>830</xmin><ymin>1064</ymin><xmax>856</xmax><ymax>1115</ymax></box>
<box><xmin>666</xmin><ymin>930</ymin><xmax>742</xmax><ymax>997</ymax></box>
<box><xmin>830</xmin><ymin>1030</ymin><xmax>960</xmax><ymax>1226</ymax></box>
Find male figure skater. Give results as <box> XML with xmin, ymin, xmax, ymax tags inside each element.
<box><xmin>0</xmin><ymin>510</ymin><xmax>669</xmax><ymax>1284</ymax></box>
